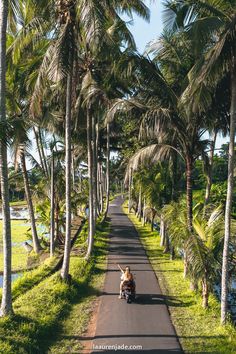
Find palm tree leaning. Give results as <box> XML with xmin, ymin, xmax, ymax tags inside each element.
<box><xmin>0</xmin><ymin>0</ymin><xmax>13</xmax><ymax>317</ymax></box>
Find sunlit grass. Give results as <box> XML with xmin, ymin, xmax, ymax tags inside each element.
<box><xmin>124</xmin><ymin>204</ymin><xmax>236</xmax><ymax>354</ymax></box>
<box><xmin>9</xmin><ymin>201</ymin><xmax>27</xmax><ymax>207</ymax></box>
<box><xmin>0</xmin><ymin>220</ymin><xmax>109</xmax><ymax>354</ymax></box>
<box><xmin>0</xmin><ymin>220</ymin><xmax>30</xmax><ymax>272</ymax></box>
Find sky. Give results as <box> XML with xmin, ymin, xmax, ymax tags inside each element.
<box><xmin>127</xmin><ymin>0</ymin><xmax>164</xmax><ymax>53</ymax></box>
<box><xmin>127</xmin><ymin>0</ymin><xmax>227</xmax><ymax>150</ymax></box>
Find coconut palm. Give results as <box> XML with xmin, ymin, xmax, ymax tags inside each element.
<box><xmin>104</xmin><ymin>123</ymin><xmax>110</xmax><ymax>218</ymax></box>
<box><xmin>0</xmin><ymin>0</ymin><xmax>13</xmax><ymax>317</ymax></box>
<box><xmin>114</xmin><ymin>67</ymin><xmax>209</xmax><ymax>232</ymax></box>
<box><xmin>27</xmin><ymin>0</ymin><xmax>150</xmax><ymax>265</ymax></box>
<box><xmin>19</xmin><ymin>146</ymin><xmax>42</xmax><ymax>253</ymax></box>
<box><xmin>49</xmin><ymin>146</ymin><xmax>55</xmax><ymax>257</ymax></box>
<box><xmin>164</xmin><ymin>0</ymin><xmax>236</xmax><ymax>325</ymax></box>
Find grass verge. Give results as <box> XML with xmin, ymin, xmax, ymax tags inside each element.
<box><xmin>123</xmin><ymin>204</ymin><xmax>236</xmax><ymax>354</ymax></box>
<box><xmin>0</xmin><ymin>219</ymin><xmax>109</xmax><ymax>354</ymax></box>
<box><xmin>0</xmin><ymin>256</ymin><xmax>59</xmax><ymax>304</ymax></box>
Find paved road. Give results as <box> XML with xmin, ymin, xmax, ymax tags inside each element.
<box><xmin>91</xmin><ymin>197</ymin><xmax>182</xmax><ymax>353</ymax></box>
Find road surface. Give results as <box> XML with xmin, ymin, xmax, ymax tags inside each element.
<box><xmin>91</xmin><ymin>197</ymin><xmax>182</xmax><ymax>353</ymax></box>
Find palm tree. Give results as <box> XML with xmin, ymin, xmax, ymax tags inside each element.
<box><xmin>85</xmin><ymin>104</ymin><xmax>95</xmax><ymax>259</ymax></box>
<box><xmin>9</xmin><ymin>113</ymin><xmax>42</xmax><ymax>255</ymax></box>
<box><xmin>27</xmin><ymin>0</ymin><xmax>150</xmax><ymax>265</ymax></box>
<box><xmin>20</xmin><ymin>147</ymin><xmax>42</xmax><ymax>253</ymax></box>
<box><xmin>165</xmin><ymin>0</ymin><xmax>236</xmax><ymax>325</ymax></box>
<box><xmin>0</xmin><ymin>0</ymin><xmax>13</xmax><ymax>317</ymax></box>
<box><xmin>61</xmin><ymin>69</ymin><xmax>73</xmax><ymax>280</ymax></box>
<box><xmin>49</xmin><ymin>148</ymin><xmax>55</xmax><ymax>257</ymax></box>
<box><xmin>104</xmin><ymin>123</ymin><xmax>110</xmax><ymax>218</ymax></box>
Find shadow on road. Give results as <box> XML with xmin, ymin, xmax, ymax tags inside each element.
<box><xmin>97</xmin><ymin>292</ymin><xmax>185</xmax><ymax>308</ymax></box>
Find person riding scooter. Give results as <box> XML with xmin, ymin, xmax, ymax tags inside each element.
<box><xmin>117</xmin><ymin>264</ymin><xmax>135</xmax><ymax>299</ymax></box>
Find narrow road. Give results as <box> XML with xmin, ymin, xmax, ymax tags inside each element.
<box><xmin>91</xmin><ymin>197</ymin><xmax>182</xmax><ymax>353</ymax></box>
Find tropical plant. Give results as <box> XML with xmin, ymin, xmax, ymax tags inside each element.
<box><xmin>164</xmin><ymin>0</ymin><xmax>236</xmax><ymax>325</ymax></box>
<box><xmin>0</xmin><ymin>0</ymin><xmax>13</xmax><ymax>317</ymax></box>
<box><xmin>163</xmin><ymin>200</ymin><xmax>235</xmax><ymax>308</ymax></box>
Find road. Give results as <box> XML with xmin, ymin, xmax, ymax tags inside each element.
<box><xmin>91</xmin><ymin>196</ymin><xmax>182</xmax><ymax>353</ymax></box>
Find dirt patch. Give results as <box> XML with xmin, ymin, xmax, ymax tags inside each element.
<box><xmin>81</xmin><ymin>294</ymin><xmax>102</xmax><ymax>353</ymax></box>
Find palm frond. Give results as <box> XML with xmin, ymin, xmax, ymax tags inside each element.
<box><xmin>105</xmin><ymin>98</ymin><xmax>146</xmax><ymax>123</ymax></box>
<box><xmin>77</xmin><ymin>0</ymin><xmax>109</xmax><ymax>48</ymax></box>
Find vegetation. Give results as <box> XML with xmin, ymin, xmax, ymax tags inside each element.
<box><xmin>0</xmin><ymin>220</ymin><xmax>109</xmax><ymax>353</ymax></box>
<box><xmin>0</xmin><ymin>0</ymin><xmax>235</xmax><ymax>350</ymax></box>
<box><xmin>125</xmin><ymin>205</ymin><xmax>236</xmax><ymax>354</ymax></box>
<box><xmin>0</xmin><ymin>256</ymin><xmax>59</xmax><ymax>302</ymax></box>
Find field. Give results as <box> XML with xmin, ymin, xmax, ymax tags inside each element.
<box><xmin>0</xmin><ymin>220</ymin><xmax>31</xmax><ymax>272</ymax></box>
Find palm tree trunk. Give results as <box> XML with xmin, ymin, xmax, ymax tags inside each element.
<box><xmin>55</xmin><ymin>200</ymin><xmax>60</xmax><ymax>242</ymax></box>
<box><xmin>104</xmin><ymin>123</ymin><xmax>110</xmax><ymax>217</ymax></box>
<box><xmin>151</xmin><ymin>209</ymin><xmax>155</xmax><ymax>232</ymax></box>
<box><xmin>186</xmin><ymin>155</ymin><xmax>193</xmax><ymax>232</ymax></box>
<box><xmin>137</xmin><ymin>186</ymin><xmax>142</xmax><ymax>221</ymax></box>
<box><xmin>186</xmin><ymin>155</ymin><xmax>196</xmax><ymax>288</ymax></box>
<box><xmin>97</xmin><ymin>161</ymin><xmax>101</xmax><ymax>213</ymax></box>
<box><xmin>0</xmin><ymin>0</ymin><xmax>13</xmax><ymax>317</ymax></box>
<box><xmin>92</xmin><ymin>115</ymin><xmax>98</xmax><ymax>221</ymax></box>
<box><xmin>38</xmin><ymin>128</ymin><xmax>49</xmax><ymax>177</ymax></box>
<box><xmin>221</xmin><ymin>64</ymin><xmax>236</xmax><ymax>325</ymax></box>
<box><xmin>160</xmin><ymin>214</ymin><xmax>166</xmax><ymax>247</ymax></box>
<box><xmin>33</xmin><ymin>126</ymin><xmax>46</xmax><ymax>176</ymax></box>
<box><xmin>71</xmin><ymin>146</ymin><xmax>75</xmax><ymax>188</ymax></box>
<box><xmin>96</xmin><ymin>122</ymin><xmax>101</xmax><ymax>215</ymax></box>
<box><xmin>142</xmin><ymin>197</ymin><xmax>146</xmax><ymax>226</ymax></box>
<box><xmin>85</xmin><ymin>107</ymin><xmax>95</xmax><ymax>259</ymax></box>
<box><xmin>98</xmin><ymin>162</ymin><xmax>103</xmax><ymax>214</ymax></box>
<box><xmin>202</xmin><ymin>277</ymin><xmax>209</xmax><ymax>308</ymax></box>
<box><xmin>61</xmin><ymin>72</ymin><xmax>72</xmax><ymax>280</ymax></box>
<box><xmin>163</xmin><ymin>233</ymin><xmax>170</xmax><ymax>253</ymax></box>
<box><xmin>50</xmin><ymin>151</ymin><xmax>55</xmax><ymax>257</ymax></box>
<box><xmin>204</xmin><ymin>130</ymin><xmax>217</xmax><ymax>206</ymax></box>
<box><xmin>128</xmin><ymin>167</ymin><xmax>133</xmax><ymax>213</ymax></box>
<box><xmin>20</xmin><ymin>151</ymin><xmax>41</xmax><ymax>253</ymax></box>
<box><xmin>183</xmin><ymin>252</ymin><xmax>188</xmax><ymax>278</ymax></box>
<box><xmin>171</xmin><ymin>152</ymin><xmax>178</xmax><ymax>202</ymax></box>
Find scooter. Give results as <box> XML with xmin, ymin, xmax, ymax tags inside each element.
<box><xmin>121</xmin><ymin>280</ymin><xmax>136</xmax><ymax>303</ymax></box>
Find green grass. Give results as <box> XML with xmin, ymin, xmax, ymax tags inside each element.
<box><xmin>0</xmin><ymin>220</ymin><xmax>109</xmax><ymax>354</ymax></box>
<box><xmin>3</xmin><ymin>256</ymin><xmax>59</xmax><ymax>302</ymax></box>
<box><xmin>123</xmin><ymin>204</ymin><xmax>236</xmax><ymax>354</ymax></box>
<box><xmin>0</xmin><ymin>220</ymin><xmax>31</xmax><ymax>272</ymax></box>
<box><xmin>48</xmin><ymin>221</ymin><xmax>109</xmax><ymax>353</ymax></box>
<box><xmin>0</xmin><ymin>257</ymin><xmax>58</xmax><ymax>303</ymax></box>
<box><xmin>9</xmin><ymin>201</ymin><xmax>27</xmax><ymax>207</ymax></box>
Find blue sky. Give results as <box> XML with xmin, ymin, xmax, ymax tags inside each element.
<box><xmin>128</xmin><ymin>0</ymin><xmax>164</xmax><ymax>53</ymax></box>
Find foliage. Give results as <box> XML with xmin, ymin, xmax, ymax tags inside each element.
<box><xmin>125</xmin><ymin>206</ymin><xmax>236</xmax><ymax>353</ymax></box>
<box><xmin>163</xmin><ymin>199</ymin><xmax>236</xmax><ymax>299</ymax></box>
